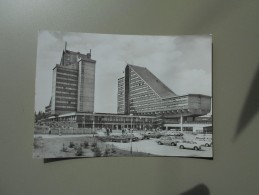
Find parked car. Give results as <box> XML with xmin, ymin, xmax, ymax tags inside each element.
<box><xmin>156</xmin><ymin>136</ymin><xmax>184</xmax><ymax>146</ymax></box>
<box><xmin>195</xmin><ymin>134</ymin><xmax>212</xmax><ymax>139</ymax></box>
<box><xmin>144</xmin><ymin>131</ymin><xmax>162</xmax><ymax>139</ymax></box>
<box><xmin>165</xmin><ymin>131</ymin><xmax>183</xmax><ymax>136</ymax></box>
<box><xmin>177</xmin><ymin>141</ymin><xmax>202</xmax><ymax>150</ymax></box>
<box><xmin>123</xmin><ymin>133</ymin><xmax>142</xmax><ymax>141</ymax></box>
<box><xmin>109</xmin><ymin>135</ymin><xmax>130</xmax><ymax>143</ymax></box>
<box><xmin>131</xmin><ymin>133</ymin><xmax>145</xmax><ymax>140</ymax></box>
<box><xmin>195</xmin><ymin>137</ymin><xmax>212</xmax><ymax>147</ymax></box>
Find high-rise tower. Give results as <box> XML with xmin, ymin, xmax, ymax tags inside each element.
<box><xmin>117</xmin><ymin>64</ymin><xmax>211</xmax><ymax>118</ymax></box>
<box><xmin>46</xmin><ymin>47</ymin><xmax>96</xmax><ymax>115</ymax></box>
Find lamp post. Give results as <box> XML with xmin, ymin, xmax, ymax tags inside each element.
<box><xmin>92</xmin><ymin>112</ymin><xmax>96</xmax><ymax>138</ymax></box>
<box><xmin>180</xmin><ymin>113</ymin><xmax>183</xmax><ymax>133</ymax></box>
<box><xmin>139</xmin><ymin>116</ymin><xmax>142</xmax><ymax>134</ymax></box>
<box><xmin>82</xmin><ymin>115</ymin><xmax>85</xmax><ymax>129</ymax></box>
<box><xmin>130</xmin><ymin>114</ymin><xmax>133</xmax><ymax>154</ymax></box>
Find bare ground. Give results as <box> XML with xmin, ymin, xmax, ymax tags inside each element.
<box><xmin>33</xmin><ymin>135</ymin><xmax>153</xmax><ymax>159</ymax></box>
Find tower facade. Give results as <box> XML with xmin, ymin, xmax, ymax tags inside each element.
<box><xmin>117</xmin><ymin>77</ymin><xmax>125</xmax><ymax>114</ymax></box>
<box><xmin>117</xmin><ymin>64</ymin><xmax>211</xmax><ymax>117</ymax></box>
<box><xmin>47</xmin><ymin>49</ymin><xmax>96</xmax><ymax>115</ymax></box>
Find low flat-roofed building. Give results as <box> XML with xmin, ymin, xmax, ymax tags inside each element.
<box><xmin>47</xmin><ymin>112</ymin><xmax>155</xmax><ymax>130</ymax></box>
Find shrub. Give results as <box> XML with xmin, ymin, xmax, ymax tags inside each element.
<box><xmin>104</xmin><ymin>146</ymin><xmax>110</xmax><ymax>156</ymax></box>
<box><xmin>91</xmin><ymin>142</ymin><xmax>97</xmax><ymax>148</ymax></box>
<box><xmin>83</xmin><ymin>141</ymin><xmax>89</xmax><ymax>148</ymax></box>
<box><xmin>111</xmin><ymin>145</ymin><xmax>116</xmax><ymax>154</ymax></box>
<box><xmin>61</xmin><ymin>144</ymin><xmax>68</xmax><ymax>152</ymax></box>
<box><xmin>91</xmin><ymin>146</ymin><xmax>102</xmax><ymax>157</ymax></box>
<box><xmin>94</xmin><ymin>147</ymin><xmax>102</xmax><ymax>157</ymax></box>
<box><xmin>69</xmin><ymin>141</ymin><xmax>75</xmax><ymax>148</ymax></box>
<box><xmin>75</xmin><ymin>147</ymin><xmax>83</xmax><ymax>156</ymax></box>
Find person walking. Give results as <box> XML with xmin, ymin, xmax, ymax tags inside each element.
<box><xmin>48</xmin><ymin>127</ymin><xmax>51</xmax><ymax>135</ymax></box>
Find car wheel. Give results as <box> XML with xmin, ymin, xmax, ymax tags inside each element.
<box><xmin>205</xmin><ymin>143</ymin><xmax>209</xmax><ymax>147</ymax></box>
<box><xmin>194</xmin><ymin>146</ymin><xmax>198</xmax><ymax>151</ymax></box>
<box><xmin>180</xmin><ymin>145</ymin><xmax>184</xmax><ymax>149</ymax></box>
<box><xmin>171</xmin><ymin>142</ymin><xmax>175</xmax><ymax>146</ymax></box>
<box><xmin>135</xmin><ymin>137</ymin><xmax>139</xmax><ymax>141</ymax></box>
<box><xmin>158</xmin><ymin>141</ymin><xmax>162</xmax><ymax>145</ymax></box>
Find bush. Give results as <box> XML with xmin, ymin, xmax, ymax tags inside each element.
<box><xmin>75</xmin><ymin>147</ymin><xmax>83</xmax><ymax>156</ymax></box>
<box><xmin>111</xmin><ymin>145</ymin><xmax>116</xmax><ymax>154</ymax></box>
<box><xmin>61</xmin><ymin>143</ymin><xmax>68</xmax><ymax>152</ymax></box>
<box><xmin>83</xmin><ymin>141</ymin><xmax>89</xmax><ymax>148</ymax></box>
<box><xmin>91</xmin><ymin>142</ymin><xmax>97</xmax><ymax>148</ymax></box>
<box><xmin>91</xmin><ymin>146</ymin><xmax>102</xmax><ymax>157</ymax></box>
<box><xmin>104</xmin><ymin>146</ymin><xmax>110</xmax><ymax>156</ymax></box>
<box><xmin>69</xmin><ymin>141</ymin><xmax>75</xmax><ymax>148</ymax></box>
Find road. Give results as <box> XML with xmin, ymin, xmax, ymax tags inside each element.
<box><xmin>107</xmin><ymin>139</ymin><xmax>213</xmax><ymax>158</ymax></box>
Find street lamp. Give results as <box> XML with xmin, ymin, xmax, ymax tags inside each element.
<box><xmin>82</xmin><ymin>115</ymin><xmax>85</xmax><ymax>129</ymax></box>
<box><xmin>139</xmin><ymin>116</ymin><xmax>142</xmax><ymax>134</ymax></box>
<box><xmin>92</xmin><ymin>112</ymin><xmax>96</xmax><ymax>137</ymax></box>
<box><xmin>129</xmin><ymin>113</ymin><xmax>133</xmax><ymax>154</ymax></box>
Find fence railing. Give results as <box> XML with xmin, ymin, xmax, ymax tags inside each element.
<box><xmin>34</xmin><ymin>128</ymin><xmax>95</xmax><ymax>135</ymax></box>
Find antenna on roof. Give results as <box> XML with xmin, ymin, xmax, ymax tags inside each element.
<box><xmin>65</xmin><ymin>42</ymin><xmax>67</xmax><ymax>51</ymax></box>
<box><xmin>86</xmin><ymin>49</ymin><xmax>92</xmax><ymax>59</ymax></box>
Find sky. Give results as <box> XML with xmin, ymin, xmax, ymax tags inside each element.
<box><xmin>35</xmin><ymin>31</ymin><xmax>212</xmax><ymax>113</ymax></box>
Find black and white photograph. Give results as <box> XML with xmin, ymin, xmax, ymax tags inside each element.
<box><xmin>33</xmin><ymin>31</ymin><xmax>212</xmax><ymax>159</ymax></box>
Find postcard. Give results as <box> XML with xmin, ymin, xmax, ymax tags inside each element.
<box><xmin>33</xmin><ymin>31</ymin><xmax>212</xmax><ymax>159</ymax></box>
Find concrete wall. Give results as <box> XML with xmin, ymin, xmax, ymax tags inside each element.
<box><xmin>77</xmin><ymin>60</ymin><xmax>95</xmax><ymax>112</ymax></box>
<box><xmin>188</xmin><ymin>95</ymin><xmax>211</xmax><ymax>111</ymax></box>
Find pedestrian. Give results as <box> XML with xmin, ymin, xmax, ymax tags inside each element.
<box><xmin>48</xmin><ymin>128</ymin><xmax>51</xmax><ymax>135</ymax></box>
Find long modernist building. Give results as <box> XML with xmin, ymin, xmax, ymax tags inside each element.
<box><xmin>43</xmin><ymin>46</ymin><xmax>211</xmax><ymax>132</ymax></box>
<box><xmin>117</xmin><ymin>64</ymin><xmax>212</xmax><ymax>131</ymax></box>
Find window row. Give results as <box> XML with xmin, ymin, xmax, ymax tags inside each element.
<box><xmin>56</xmin><ymin>81</ymin><xmax>77</xmax><ymax>87</ymax></box>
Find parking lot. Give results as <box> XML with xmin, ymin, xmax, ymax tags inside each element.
<box><xmin>107</xmin><ymin>138</ymin><xmax>213</xmax><ymax>158</ymax></box>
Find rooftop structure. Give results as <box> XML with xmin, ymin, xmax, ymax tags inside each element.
<box><xmin>45</xmin><ymin>47</ymin><xmax>96</xmax><ymax>116</ymax></box>
<box><xmin>118</xmin><ymin>64</ymin><xmax>212</xmax><ymax>119</ymax></box>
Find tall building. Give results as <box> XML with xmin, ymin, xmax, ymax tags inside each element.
<box><xmin>118</xmin><ymin>64</ymin><xmax>211</xmax><ymax>119</ymax></box>
<box><xmin>45</xmin><ymin>47</ymin><xmax>96</xmax><ymax>115</ymax></box>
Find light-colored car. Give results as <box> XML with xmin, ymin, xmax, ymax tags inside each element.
<box><xmin>177</xmin><ymin>141</ymin><xmax>202</xmax><ymax>150</ymax></box>
<box><xmin>195</xmin><ymin>134</ymin><xmax>212</xmax><ymax>139</ymax></box>
<box><xmin>144</xmin><ymin>131</ymin><xmax>162</xmax><ymax>138</ymax></box>
<box><xmin>165</xmin><ymin>131</ymin><xmax>184</xmax><ymax>136</ymax></box>
<box><xmin>195</xmin><ymin>137</ymin><xmax>212</xmax><ymax>147</ymax></box>
<box><xmin>131</xmin><ymin>133</ymin><xmax>145</xmax><ymax>140</ymax></box>
<box><xmin>156</xmin><ymin>136</ymin><xmax>184</xmax><ymax>146</ymax></box>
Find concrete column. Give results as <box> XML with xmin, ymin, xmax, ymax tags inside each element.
<box><xmin>180</xmin><ymin>114</ymin><xmax>183</xmax><ymax>132</ymax></box>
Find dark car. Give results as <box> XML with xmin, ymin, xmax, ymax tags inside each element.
<box><xmin>109</xmin><ymin>135</ymin><xmax>130</xmax><ymax>143</ymax></box>
<box><xmin>124</xmin><ymin>134</ymin><xmax>141</xmax><ymax>141</ymax></box>
<box><xmin>156</xmin><ymin>136</ymin><xmax>184</xmax><ymax>146</ymax></box>
<box><xmin>144</xmin><ymin>131</ymin><xmax>162</xmax><ymax>139</ymax></box>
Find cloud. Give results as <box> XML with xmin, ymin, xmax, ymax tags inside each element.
<box><xmin>35</xmin><ymin>31</ymin><xmax>212</xmax><ymax>113</ymax></box>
